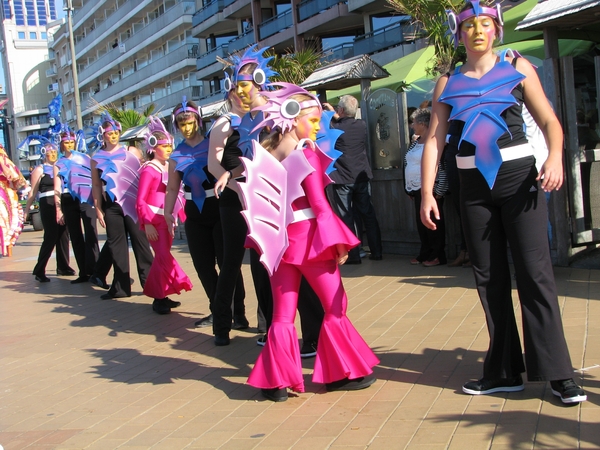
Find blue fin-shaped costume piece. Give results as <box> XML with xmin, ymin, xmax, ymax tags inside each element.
<box><xmin>57</xmin><ymin>151</ymin><xmax>93</xmax><ymax>204</ymax></box>
<box><xmin>171</xmin><ymin>140</ymin><xmax>212</xmax><ymax>213</ymax></box>
<box><xmin>438</xmin><ymin>60</ymin><xmax>525</xmax><ymax>188</ymax></box>
<box><xmin>315</xmin><ymin>110</ymin><xmax>343</xmax><ymax>176</ymax></box>
<box><xmin>238</xmin><ymin>111</ymin><xmax>264</xmax><ymax>159</ymax></box>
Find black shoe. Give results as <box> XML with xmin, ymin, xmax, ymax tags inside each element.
<box><xmin>35</xmin><ymin>275</ymin><xmax>51</xmax><ymax>283</ymax></box>
<box><xmin>345</xmin><ymin>259</ymin><xmax>362</xmax><ymax>265</ymax></box>
<box><xmin>261</xmin><ymin>387</ymin><xmax>288</xmax><ymax>402</ymax></box>
<box><xmin>257</xmin><ymin>334</ymin><xmax>267</xmax><ymax>346</ymax></box>
<box><xmin>56</xmin><ymin>268</ymin><xmax>76</xmax><ymax>276</ymax></box>
<box><xmin>100</xmin><ymin>293</ymin><xmax>114</xmax><ymax>300</ymax></box>
<box><xmin>152</xmin><ymin>298</ymin><xmax>171</xmax><ymax>315</ymax></box>
<box><xmin>194</xmin><ymin>314</ymin><xmax>213</xmax><ymax>328</ymax></box>
<box><xmin>70</xmin><ymin>275</ymin><xmax>90</xmax><ymax>284</ymax></box>
<box><xmin>300</xmin><ymin>341</ymin><xmax>317</xmax><ymax>358</ymax></box>
<box><xmin>462</xmin><ymin>376</ymin><xmax>524</xmax><ymax>395</ymax></box>
<box><xmin>326</xmin><ymin>375</ymin><xmax>376</xmax><ymax>392</ymax></box>
<box><xmin>165</xmin><ymin>297</ymin><xmax>181</xmax><ymax>308</ymax></box>
<box><xmin>232</xmin><ymin>315</ymin><xmax>249</xmax><ymax>330</ymax></box>
<box><xmin>89</xmin><ymin>275</ymin><xmax>109</xmax><ymax>290</ymax></box>
<box><xmin>369</xmin><ymin>254</ymin><xmax>383</xmax><ymax>261</ymax></box>
<box><xmin>550</xmin><ymin>379</ymin><xmax>587</xmax><ymax>404</ymax></box>
<box><xmin>214</xmin><ymin>334</ymin><xmax>230</xmax><ymax>346</ymax></box>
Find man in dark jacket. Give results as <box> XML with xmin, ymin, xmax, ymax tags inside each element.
<box><xmin>324</xmin><ymin>95</ymin><xmax>383</xmax><ymax>264</ymax></box>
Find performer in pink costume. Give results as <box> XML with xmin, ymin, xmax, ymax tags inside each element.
<box><xmin>243</xmin><ymin>84</ymin><xmax>379</xmax><ymax>402</ymax></box>
<box><xmin>0</xmin><ymin>144</ymin><xmax>25</xmax><ymax>257</ymax></box>
<box><xmin>136</xmin><ymin>117</ymin><xmax>192</xmax><ymax>314</ymax></box>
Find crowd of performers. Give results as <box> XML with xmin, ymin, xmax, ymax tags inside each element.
<box><xmin>11</xmin><ymin>0</ymin><xmax>588</xmax><ymax>404</ymax></box>
<box><xmin>13</xmin><ymin>45</ymin><xmax>378</xmax><ymax>402</ymax></box>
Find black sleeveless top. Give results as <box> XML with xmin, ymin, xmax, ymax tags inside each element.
<box><xmin>447</xmin><ymin>59</ymin><xmax>528</xmax><ymax>158</ymax></box>
<box><xmin>221</xmin><ymin>129</ymin><xmax>241</xmax><ymax>171</ymax></box>
<box><xmin>39</xmin><ymin>171</ymin><xmax>54</xmax><ymax>194</ymax></box>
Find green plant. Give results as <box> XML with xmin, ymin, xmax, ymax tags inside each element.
<box><xmin>267</xmin><ymin>46</ymin><xmax>326</xmax><ymax>85</ymax></box>
<box><xmin>90</xmin><ymin>100</ymin><xmax>155</xmax><ymax>132</ymax></box>
<box><xmin>386</xmin><ymin>0</ymin><xmax>466</xmax><ymax>76</ymax></box>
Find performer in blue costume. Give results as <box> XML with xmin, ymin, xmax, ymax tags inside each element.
<box><xmin>23</xmin><ymin>140</ymin><xmax>74</xmax><ymax>281</ymax></box>
<box><xmin>420</xmin><ymin>0</ymin><xmax>586</xmax><ymax>404</ymax></box>
<box><xmin>90</xmin><ymin>113</ymin><xmax>154</xmax><ymax>300</ymax></box>
<box><xmin>54</xmin><ymin>125</ymin><xmax>99</xmax><ymax>284</ymax></box>
<box><xmin>164</xmin><ymin>98</ymin><xmax>246</xmax><ymax>327</ymax></box>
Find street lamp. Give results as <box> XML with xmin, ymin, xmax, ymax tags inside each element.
<box><xmin>64</xmin><ymin>0</ymin><xmax>83</xmax><ymax>129</ymax></box>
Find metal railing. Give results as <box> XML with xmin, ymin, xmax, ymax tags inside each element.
<box><xmin>227</xmin><ymin>30</ymin><xmax>254</xmax><ymax>54</ymax></box>
<box><xmin>321</xmin><ymin>43</ymin><xmax>354</xmax><ymax>63</ymax></box>
<box><xmin>258</xmin><ymin>10</ymin><xmax>292</xmax><ymax>40</ymax></box>
<box><xmin>353</xmin><ymin>21</ymin><xmax>423</xmax><ymax>55</ymax></box>
<box><xmin>196</xmin><ymin>44</ymin><xmax>229</xmax><ymax>71</ymax></box>
<box><xmin>297</xmin><ymin>0</ymin><xmax>344</xmax><ymax>22</ymax></box>
<box><xmin>78</xmin><ymin>2</ymin><xmax>194</xmax><ymax>84</ymax></box>
<box><xmin>192</xmin><ymin>0</ymin><xmax>224</xmax><ymax>27</ymax></box>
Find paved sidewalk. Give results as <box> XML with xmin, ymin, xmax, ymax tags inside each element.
<box><xmin>1</xmin><ymin>227</ymin><xmax>599</xmax><ymax>449</ymax></box>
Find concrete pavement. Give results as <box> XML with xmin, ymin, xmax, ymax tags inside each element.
<box><xmin>1</xmin><ymin>226</ymin><xmax>598</xmax><ymax>449</ymax></box>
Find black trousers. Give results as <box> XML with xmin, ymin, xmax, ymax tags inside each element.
<box><xmin>212</xmin><ymin>189</ymin><xmax>247</xmax><ymax>336</ymax></box>
<box><xmin>460</xmin><ymin>158</ymin><xmax>574</xmax><ymax>381</ymax></box>
<box><xmin>251</xmin><ymin>249</ymin><xmax>324</xmax><ymax>342</ymax></box>
<box><xmin>412</xmin><ymin>190</ymin><xmax>446</xmax><ymax>264</ymax></box>
<box><xmin>33</xmin><ymin>196</ymin><xmax>71</xmax><ymax>277</ymax></box>
<box><xmin>61</xmin><ymin>194</ymin><xmax>99</xmax><ymax>277</ymax></box>
<box><xmin>102</xmin><ymin>198</ymin><xmax>153</xmax><ymax>297</ymax></box>
<box><xmin>184</xmin><ymin>197</ymin><xmax>245</xmax><ymax>316</ymax></box>
<box><xmin>93</xmin><ymin>241</ymin><xmax>112</xmax><ymax>282</ymax></box>
<box><xmin>327</xmin><ymin>181</ymin><xmax>382</xmax><ymax>261</ymax></box>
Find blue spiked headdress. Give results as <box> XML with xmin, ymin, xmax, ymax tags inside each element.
<box><xmin>223</xmin><ymin>45</ymin><xmax>277</xmax><ymax>97</ymax></box>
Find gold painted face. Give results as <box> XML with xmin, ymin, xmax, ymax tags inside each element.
<box><xmin>154</xmin><ymin>143</ymin><xmax>173</xmax><ymax>161</ymax></box>
<box><xmin>104</xmin><ymin>130</ymin><xmax>120</xmax><ymax>146</ymax></box>
<box><xmin>45</xmin><ymin>148</ymin><xmax>59</xmax><ymax>164</ymax></box>
<box><xmin>177</xmin><ymin>118</ymin><xmax>199</xmax><ymax>140</ymax></box>
<box><xmin>295</xmin><ymin>107</ymin><xmax>322</xmax><ymax>142</ymax></box>
<box><xmin>460</xmin><ymin>15</ymin><xmax>496</xmax><ymax>54</ymax></box>
<box><xmin>233</xmin><ymin>80</ymin><xmax>259</xmax><ymax>111</ymax></box>
<box><xmin>61</xmin><ymin>140</ymin><xmax>75</xmax><ymax>153</ymax></box>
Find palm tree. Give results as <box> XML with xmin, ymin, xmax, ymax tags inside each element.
<box><xmin>268</xmin><ymin>46</ymin><xmax>326</xmax><ymax>85</ymax></box>
<box><xmin>386</xmin><ymin>0</ymin><xmax>466</xmax><ymax>77</ymax></box>
<box><xmin>90</xmin><ymin>99</ymin><xmax>155</xmax><ymax>132</ymax></box>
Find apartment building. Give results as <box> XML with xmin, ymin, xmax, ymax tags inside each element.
<box><xmin>49</xmin><ymin>0</ymin><xmax>201</xmax><ymax>127</ymax></box>
<box><xmin>191</xmin><ymin>0</ymin><xmax>423</xmax><ymax>107</ymax></box>
<box><xmin>0</xmin><ymin>0</ymin><xmax>58</xmax><ymax>166</ymax></box>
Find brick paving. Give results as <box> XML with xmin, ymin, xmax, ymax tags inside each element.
<box><xmin>1</xmin><ymin>227</ymin><xmax>598</xmax><ymax>449</ymax></box>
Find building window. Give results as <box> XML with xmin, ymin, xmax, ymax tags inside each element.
<box><xmin>18</xmin><ymin>31</ymin><xmax>26</xmax><ymax>39</ymax></box>
<box><xmin>14</xmin><ymin>1</ymin><xmax>25</xmax><ymax>25</ymax></box>
<box><xmin>30</xmin><ymin>32</ymin><xmax>37</xmax><ymax>39</ymax></box>
<box><xmin>41</xmin><ymin>32</ymin><xmax>47</xmax><ymax>39</ymax></box>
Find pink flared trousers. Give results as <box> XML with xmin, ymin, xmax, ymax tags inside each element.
<box><xmin>247</xmin><ymin>259</ymin><xmax>379</xmax><ymax>392</ymax></box>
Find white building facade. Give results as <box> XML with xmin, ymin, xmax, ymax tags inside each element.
<box><xmin>50</xmin><ymin>0</ymin><xmax>200</xmax><ymax>127</ymax></box>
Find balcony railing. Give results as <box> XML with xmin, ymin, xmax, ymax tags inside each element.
<box><xmin>136</xmin><ymin>85</ymin><xmax>203</xmax><ymax>114</ymax></box>
<box><xmin>227</xmin><ymin>30</ymin><xmax>254</xmax><ymax>54</ymax></box>
<box><xmin>297</xmin><ymin>0</ymin><xmax>344</xmax><ymax>22</ymax></box>
<box><xmin>91</xmin><ymin>45</ymin><xmax>196</xmax><ymax>104</ymax></box>
<box><xmin>78</xmin><ymin>2</ymin><xmax>195</xmax><ymax>85</ymax></box>
<box><xmin>322</xmin><ymin>43</ymin><xmax>354</xmax><ymax>63</ymax></box>
<box><xmin>258</xmin><ymin>10</ymin><xmax>292</xmax><ymax>41</ymax></box>
<box><xmin>196</xmin><ymin>45</ymin><xmax>229</xmax><ymax>71</ymax></box>
<box><xmin>192</xmin><ymin>0</ymin><xmax>225</xmax><ymax>28</ymax></box>
<box><xmin>75</xmin><ymin>0</ymin><xmax>145</xmax><ymax>53</ymax></box>
<box><xmin>353</xmin><ymin>21</ymin><xmax>422</xmax><ymax>55</ymax></box>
